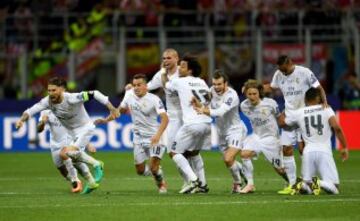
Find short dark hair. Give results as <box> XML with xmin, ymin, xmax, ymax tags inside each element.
<box><xmin>133</xmin><ymin>73</ymin><xmax>147</xmax><ymax>83</ymax></box>
<box><xmin>181</xmin><ymin>55</ymin><xmax>202</xmax><ymax>77</ymax></box>
<box><xmin>213</xmin><ymin>69</ymin><xmax>228</xmax><ymax>83</ymax></box>
<box><xmin>48</xmin><ymin>77</ymin><xmax>66</xmax><ymax>88</ymax></box>
<box><xmin>243</xmin><ymin>79</ymin><xmax>264</xmax><ymax>98</ymax></box>
<box><xmin>276</xmin><ymin>55</ymin><xmax>290</xmax><ymax>66</ymax></box>
<box><xmin>305</xmin><ymin>87</ymin><xmax>321</xmax><ymax>103</ymax></box>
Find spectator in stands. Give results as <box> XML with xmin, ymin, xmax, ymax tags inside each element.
<box><xmin>338</xmin><ymin>65</ymin><xmax>360</xmax><ymax>110</ymax></box>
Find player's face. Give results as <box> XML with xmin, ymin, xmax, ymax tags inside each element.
<box><xmin>133</xmin><ymin>78</ymin><xmax>147</xmax><ymax>97</ymax></box>
<box><xmin>212</xmin><ymin>77</ymin><xmax>227</xmax><ymax>95</ymax></box>
<box><xmin>179</xmin><ymin>61</ymin><xmax>191</xmax><ymax>77</ymax></box>
<box><xmin>246</xmin><ymin>87</ymin><xmax>260</xmax><ymax>105</ymax></box>
<box><xmin>162</xmin><ymin>51</ymin><xmax>178</xmax><ymax>70</ymax></box>
<box><xmin>278</xmin><ymin>62</ymin><xmax>292</xmax><ymax>75</ymax></box>
<box><xmin>48</xmin><ymin>84</ymin><xmax>64</xmax><ymax>104</ymax></box>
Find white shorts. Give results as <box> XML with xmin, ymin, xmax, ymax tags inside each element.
<box><xmin>171</xmin><ymin>123</ymin><xmax>211</xmax><ymax>154</ymax></box>
<box><xmin>69</xmin><ymin>123</ymin><xmax>96</xmax><ymax>151</ymax></box>
<box><xmin>256</xmin><ymin>136</ymin><xmax>283</xmax><ymax>169</ymax></box>
<box><xmin>166</xmin><ymin>116</ymin><xmax>183</xmax><ymax>152</ymax></box>
<box><xmin>218</xmin><ymin>128</ymin><xmax>247</xmax><ymax>152</ymax></box>
<box><xmin>133</xmin><ymin>133</ymin><xmax>166</xmax><ymax>164</ymax></box>
<box><xmin>302</xmin><ymin>151</ymin><xmax>339</xmax><ymax>184</ymax></box>
<box><xmin>280</xmin><ymin>128</ymin><xmax>302</xmax><ymax>146</ymax></box>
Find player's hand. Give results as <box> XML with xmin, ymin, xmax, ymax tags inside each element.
<box><xmin>94</xmin><ymin>118</ymin><xmax>108</xmax><ymax>125</ymax></box>
<box><xmin>42</xmin><ymin>115</ymin><xmax>49</xmax><ymax>123</ymax></box>
<box><xmin>15</xmin><ymin>120</ymin><xmax>23</xmax><ymax>130</ymax></box>
<box><xmin>125</xmin><ymin>83</ymin><xmax>133</xmax><ymax>91</ymax></box>
<box><xmin>109</xmin><ymin>108</ymin><xmax>120</xmax><ymax>119</ymax></box>
<box><xmin>151</xmin><ymin>134</ymin><xmax>160</xmax><ymax>146</ymax></box>
<box><xmin>191</xmin><ymin>96</ymin><xmax>202</xmax><ymax>108</ymax></box>
<box><xmin>87</xmin><ymin>144</ymin><xmax>97</xmax><ymax>153</ymax></box>
<box><xmin>340</xmin><ymin>149</ymin><xmax>349</xmax><ymax>162</ymax></box>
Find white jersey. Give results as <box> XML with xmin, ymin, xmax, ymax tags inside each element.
<box><xmin>147</xmin><ymin>67</ymin><xmax>182</xmax><ymax>119</ymax></box>
<box><xmin>241</xmin><ymin>98</ymin><xmax>280</xmax><ymax>139</ymax></box>
<box><xmin>270</xmin><ymin>65</ymin><xmax>320</xmax><ymax>116</ymax></box>
<box><xmin>165</xmin><ymin>76</ymin><xmax>212</xmax><ymax>125</ymax></box>
<box><xmin>39</xmin><ymin>110</ymin><xmax>69</xmax><ymax>150</ymax></box>
<box><xmin>285</xmin><ymin>105</ymin><xmax>335</xmax><ymax>155</ymax></box>
<box><xmin>210</xmin><ymin>87</ymin><xmax>245</xmax><ymax>137</ymax></box>
<box><xmin>25</xmin><ymin>91</ymin><xmax>108</xmax><ymax>130</ymax></box>
<box><xmin>120</xmin><ymin>90</ymin><xmax>166</xmax><ymax>137</ymax></box>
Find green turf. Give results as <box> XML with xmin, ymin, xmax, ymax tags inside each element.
<box><xmin>0</xmin><ymin>151</ymin><xmax>359</xmax><ymax>221</ymax></box>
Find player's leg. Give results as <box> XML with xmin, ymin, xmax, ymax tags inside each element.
<box><xmin>170</xmin><ymin>125</ymin><xmax>201</xmax><ymax>193</ymax></box>
<box><xmin>149</xmin><ymin>144</ymin><xmax>167</xmax><ymax>193</ymax></box>
<box><xmin>317</xmin><ymin>152</ymin><xmax>340</xmax><ymax>194</ymax></box>
<box><xmin>187</xmin><ymin>124</ymin><xmax>211</xmax><ymax>192</ymax></box>
<box><xmin>59</xmin><ymin>146</ymin><xmax>82</xmax><ymax>193</ymax></box>
<box><xmin>74</xmin><ymin>162</ymin><xmax>99</xmax><ymax>194</ymax></box>
<box><xmin>167</xmin><ymin>118</ymin><xmax>189</xmax><ymax>186</ymax></box>
<box><xmin>134</xmin><ymin>143</ymin><xmax>151</xmax><ymax>176</ymax></box>
<box><xmin>238</xmin><ymin>134</ymin><xmax>259</xmax><ymax>193</ymax></box>
<box><xmin>299</xmin><ymin>151</ymin><xmax>317</xmax><ymax>195</ymax></box>
<box><xmin>278</xmin><ymin>129</ymin><xmax>297</xmax><ymax>194</ymax></box>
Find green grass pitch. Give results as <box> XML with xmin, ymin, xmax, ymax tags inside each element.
<box><xmin>0</xmin><ymin>151</ymin><xmax>359</xmax><ymax>221</ymax></box>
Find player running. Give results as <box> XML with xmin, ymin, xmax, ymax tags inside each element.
<box><xmin>37</xmin><ymin>110</ymin><xmax>99</xmax><ymax>194</ymax></box>
<box><xmin>97</xmin><ymin>74</ymin><xmax>169</xmax><ymax>193</ymax></box>
<box><xmin>15</xmin><ymin>77</ymin><xmax>118</xmax><ymax>193</ymax></box>
<box><xmin>192</xmin><ymin>70</ymin><xmax>255</xmax><ymax>194</ymax></box>
<box><xmin>240</xmin><ymin>79</ymin><xmax>291</xmax><ymax>192</ymax></box>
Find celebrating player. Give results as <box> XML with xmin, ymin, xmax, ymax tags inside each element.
<box><xmin>280</xmin><ymin>88</ymin><xmax>348</xmax><ymax>195</ymax></box>
<box><xmin>15</xmin><ymin>77</ymin><xmax>118</xmax><ymax>193</ymax></box>
<box><xmin>264</xmin><ymin>55</ymin><xmax>328</xmax><ymax>194</ymax></box>
<box><xmin>97</xmin><ymin>74</ymin><xmax>169</xmax><ymax>193</ymax></box>
<box><xmin>240</xmin><ymin>79</ymin><xmax>291</xmax><ymax>192</ymax></box>
<box><xmin>192</xmin><ymin>70</ymin><xmax>256</xmax><ymax>193</ymax></box>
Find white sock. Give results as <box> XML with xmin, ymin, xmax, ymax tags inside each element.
<box><xmin>242</xmin><ymin>159</ymin><xmax>254</xmax><ymax>185</ymax></box>
<box><xmin>173</xmin><ymin>154</ymin><xmax>197</xmax><ymax>182</ymax></box>
<box><xmin>189</xmin><ymin>154</ymin><xmax>207</xmax><ymax>186</ymax></box>
<box><xmin>229</xmin><ymin>162</ymin><xmax>241</xmax><ymax>184</ymax></box>
<box><xmin>153</xmin><ymin>167</ymin><xmax>164</xmax><ymax>185</ymax></box>
<box><xmin>320</xmin><ymin>180</ymin><xmax>339</xmax><ymax>194</ymax></box>
<box><xmin>143</xmin><ymin>164</ymin><xmax>152</xmax><ymax>176</ymax></box>
<box><xmin>63</xmin><ymin>158</ymin><xmax>78</xmax><ymax>182</ymax></box>
<box><xmin>283</xmin><ymin>156</ymin><xmax>297</xmax><ymax>185</ymax></box>
<box><xmin>75</xmin><ymin>162</ymin><xmax>95</xmax><ymax>185</ymax></box>
<box><xmin>78</xmin><ymin>152</ymin><xmax>100</xmax><ymax>167</ymax></box>
<box><xmin>301</xmin><ymin>182</ymin><xmax>313</xmax><ymax>194</ymax></box>
<box><xmin>177</xmin><ymin>166</ymin><xmax>189</xmax><ymax>184</ymax></box>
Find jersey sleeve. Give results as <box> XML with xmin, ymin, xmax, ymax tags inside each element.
<box><xmin>154</xmin><ymin>95</ymin><xmax>166</xmax><ymax>115</ymax></box>
<box><xmin>270</xmin><ymin>71</ymin><xmax>280</xmax><ymax>89</ymax></box>
<box><xmin>305</xmin><ymin>68</ymin><xmax>320</xmax><ymax>88</ymax></box>
<box><xmin>270</xmin><ymin>99</ymin><xmax>281</xmax><ymax>118</ymax></box>
<box><xmin>325</xmin><ymin>107</ymin><xmax>336</xmax><ymax>118</ymax></box>
<box><xmin>147</xmin><ymin>70</ymin><xmax>163</xmax><ymax>90</ymax></box>
<box><xmin>70</xmin><ymin>91</ymin><xmax>109</xmax><ymax>105</ymax></box>
<box><xmin>25</xmin><ymin>97</ymin><xmax>49</xmax><ymax>117</ymax></box>
<box><xmin>119</xmin><ymin>90</ymin><xmax>132</xmax><ymax>109</ymax></box>
<box><xmin>209</xmin><ymin>92</ymin><xmax>239</xmax><ymax>117</ymax></box>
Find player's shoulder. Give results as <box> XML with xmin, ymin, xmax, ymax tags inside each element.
<box><xmin>240</xmin><ymin>98</ymin><xmax>251</xmax><ymax>109</ymax></box>
<box><xmin>146</xmin><ymin>92</ymin><xmax>161</xmax><ymax>100</ymax></box>
<box><xmin>262</xmin><ymin>97</ymin><xmax>278</xmax><ymax>106</ymax></box>
<box><xmin>295</xmin><ymin>65</ymin><xmax>312</xmax><ymax>74</ymax></box>
<box><xmin>225</xmin><ymin>87</ymin><xmax>239</xmax><ymax>99</ymax></box>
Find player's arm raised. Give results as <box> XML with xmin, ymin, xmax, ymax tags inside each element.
<box><xmin>329</xmin><ymin>116</ymin><xmax>349</xmax><ymax>161</ymax></box>
<box><xmin>317</xmin><ymin>85</ymin><xmax>329</xmax><ymax>108</ymax></box>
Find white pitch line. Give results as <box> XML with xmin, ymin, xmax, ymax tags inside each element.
<box><xmin>0</xmin><ymin>198</ymin><xmax>359</xmax><ymax>209</ymax></box>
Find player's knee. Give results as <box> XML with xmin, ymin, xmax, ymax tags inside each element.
<box><xmin>60</xmin><ymin>148</ymin><xmax>69</xmax><ymax>160</ymax></box>
<box><xmin>283</xmin><ymin>146</ymin><xmax>294</xmax><ymax>156</ymax></box>
<box><xmin>150</xmin><ymin>164</ymin><xmax>159</xmax><ymax>175</ymax></box>
<box><xmin>135</xmin><ymin>164</ymin><xmax>145</xmax><ymax>175</ymax></box>
<box><xmin>223</xmin><ymin>155</ymin><xmax>234</xmax><ymax>167</ymax></box>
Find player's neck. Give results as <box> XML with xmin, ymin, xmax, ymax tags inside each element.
<box><xmin>167</xmin><ymin>66</ymin><xmax>177</xmax><ymax>75</ymax></box>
